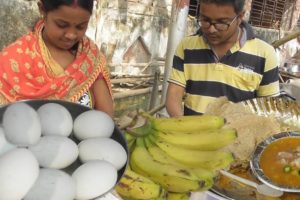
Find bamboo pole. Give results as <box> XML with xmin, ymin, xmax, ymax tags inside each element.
<box><xmin>161</xmin><ymin>0</ymin><xmax>190</xmax><ymax>104</ymax></box>
<box><xmin>272</xmin><ymin>30</ymin><xmax>300</xmax><ymax>48</ymax></box>
<box><xmin>111</xmin><ymin>77</ymin><xmax>153</xmax><ymax>84</ymax></box>
<box><xmin>113</xmin><ymin>86</ymin><xmax>162</xmax><ymax>99</ymax></box>
<box><xmin>149</xmin><ymin>70</ymin><xmax>160</xmax><ymax>110</ymax></box>
<box><xmin>108</xmin><ymin>61</ymin><xmax>164</xmax><ymax>68</ymax></box>
<box><xmin>111</xmin><ymin>74</ymin><xmax>158</xmax><ymax>78</ymax></box>
<box><xmin>148</xmin><ymin>103</ymin><xmax>165</xmax><ymax>115</ymax></box>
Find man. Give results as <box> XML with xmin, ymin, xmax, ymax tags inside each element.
<box><xmin>166</xmin><ymin>0</ymin><xmax>280</xmax><ymax>116</ymax></box>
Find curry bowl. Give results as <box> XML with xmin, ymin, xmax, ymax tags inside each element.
<box><xmin>281</xmin><ymin>63</ymin><xmax>300</xmax><ymax>77</ymax></box>
<box><xmin>250</xmin><ymin>131</ymin><xmax>300</xmax><ymax>193</ymax></box>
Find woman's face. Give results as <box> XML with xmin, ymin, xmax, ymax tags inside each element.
<box><xmin>42</xmin><ymin>5</ymin><xmax>91</xmax><ymax>50</ymax></box>
<box><xmin>199</xmin><ymin>3</ymin><xmax>242</xmax><ymax>46</ymax></box>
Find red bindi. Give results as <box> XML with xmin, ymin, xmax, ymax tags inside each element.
<box><xmin>71</xmin><ymin>0</ymin><xmax>78</xmax><ymax>8</ymax></box>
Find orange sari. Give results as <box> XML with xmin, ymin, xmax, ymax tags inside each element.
<box><xmin>0</xmin><ymin>20</ymin><xmax>112</xmax><ymax>106</ymax></box>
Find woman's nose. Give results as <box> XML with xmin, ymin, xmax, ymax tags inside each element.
<box><xmin>65</xmin><ymin>30</ymin><xmax>77</xmax><ymax>40</ymax></box>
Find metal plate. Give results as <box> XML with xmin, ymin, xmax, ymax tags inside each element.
<box><xmin>250</xmin><ymin>131</ymin><xmax>300</xmax><ymax>193</ymax></box>
<box><xmin>0</xmin><ymin>99</ymin><xmax>128</xmax><ymax>199</ymax></box>
<box><xmin>241</xmin><ymin>97</ymin><xmax>300</xmax><ymax>128</ymax></box>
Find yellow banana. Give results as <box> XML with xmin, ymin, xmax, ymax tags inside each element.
<box><xmin>152</xmin><ymin>127</ymin><xmax>237</xmax><ymax>150</ymax></box>
<box><xmin>115</xmin><ymin>167</ymin><xmax>163</xmax><ymax>200</ymax></box>
<box><xmin>154</xmin><ymin>188</ymin><xmax>168</xmax><ymax>200</ymax></box>
<box><xmin>148</xmin><ymin>135</ymin><xmax>234</xmax><ymax>169</ymax></box>
<box><xmin>143</xmin><ymin>136</ymin><xmax>215</xmax><ymax>190</ymax></box>
<box><xmin>143</xmin><ymin>113</ymin><xmax>225</xmax><ymax>132</ymax></box>
<box><xmin>167</xmin><ymin>192</ymin><xmax>190</xmax><ymax>200</ymax></box>
<box><xmin>130</xmin><ymin>138</ymin><xmax>207</xmax><ymax>193</ymax></box>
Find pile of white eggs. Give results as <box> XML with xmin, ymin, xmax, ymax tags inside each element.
<box><xmin>0</xmin><ymin>102</ymin><xmax>128</xmax><ymax>200</ymax></box>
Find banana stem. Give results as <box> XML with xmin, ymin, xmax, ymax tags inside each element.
<box><xmin>140</xmin><ymin>103</ymin><xmax>165</xmax><ymax>119</ymax></box>
<box><xmin>140</xmin><ymin>112</ymin><xmax>154</xmax><ymax>119</ymax></box>
<box><xmin>125</xmin><ymin>120</ymin><xmax>153</xmax><ymax>137</ymax></box>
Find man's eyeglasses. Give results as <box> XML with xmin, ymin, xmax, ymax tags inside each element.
<box><xmin>198</xmin><ymin>15</ymin><xmax>238</xmax><ymax>31</ymax></box>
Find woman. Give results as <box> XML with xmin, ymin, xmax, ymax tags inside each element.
<box><xmin>0</xmin><ymin>0</ymin><xmax>114</xmax><ymax>116</ymax></box>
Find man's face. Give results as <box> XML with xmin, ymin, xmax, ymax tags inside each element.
<box><xmin>199</xmin><ymin>3</ymin><xmax>241</xmax><ymax>46</ymax></box>
<box><xmin>42</xmin><ymin>5</ymin><xmax>91</xmax><ymax>51</ymax></box>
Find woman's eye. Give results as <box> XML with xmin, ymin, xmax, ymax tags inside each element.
<box><xmin>56</xmin><ymin>23</ymin><xmax>68</xmax><ymax>28</ymax></box>
<box><xmin>76</xmin><ymin>25</ymin><xmax>87</xmax><ymax>30</ymax></box>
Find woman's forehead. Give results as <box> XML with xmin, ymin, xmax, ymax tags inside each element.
<box><xmin>47</xmin><ymin>5</ymin><xmax>91</xmax><ymax>24</ymax></box>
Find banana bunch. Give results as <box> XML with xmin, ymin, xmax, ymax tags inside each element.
<box><xmin>116</xmin><ymin>114</ymin><xmax>237</xmax><ymax>199</ymax></box>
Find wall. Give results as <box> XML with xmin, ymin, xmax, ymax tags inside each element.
<box><xmin>0</xmin><ymin>0</ymin><xmax>40</xmax><ymax>50</ymax></box>
<box><xmin>86</xmin><ymin>0</ymin><xmax>172</xmax><ymax>75</ymax></box>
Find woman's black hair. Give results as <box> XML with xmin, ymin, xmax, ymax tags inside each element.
<box><xmin>41</xmin><ymin>0</ymin><xmax>94</xmax><ymax>14</ymax></box>
<box><xmin>199</xmin><ymin>0</ymin><xmax>245</xmax><ymax>14</ymax></box>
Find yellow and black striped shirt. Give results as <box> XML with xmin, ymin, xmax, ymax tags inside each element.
<box><xmin>168</xmin><ymin>22</ymin><xmax>280</xmax><ymax>115</ymax></box>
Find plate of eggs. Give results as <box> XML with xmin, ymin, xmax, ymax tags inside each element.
<box><xmin>0</xmin><ymin>99</ymin><xmax>128</xmax><ymax>200</ymax></box>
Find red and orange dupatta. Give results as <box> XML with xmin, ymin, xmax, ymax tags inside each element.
<box><xmin>0</xmin><ymin>20</ymin><xmax>112</xmax><ymax>105</ymax></box>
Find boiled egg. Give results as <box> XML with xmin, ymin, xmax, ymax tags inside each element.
<box><xmin>0</xmin><ymin>126</ymin><xmax>16</xmax><ymax>156</ymax></box>
<box><xmin>24</xmin><ymin>168</ymin><xmax>76</xmax><ymax>200</ymax></box>
<box><xmin>78</xmin><ymin>137</ymin><xmax>127</xmax><ymax>170</ymax></box>
<box><xmin>73</xmin><ymin>110</ymin><xmax>114</xmax><ymax>140</ymax></box>
<box><xmin>2</xmin><ymin>102</ymin><xmax>41</xmax><ymax>146</ymax></box>
<box><xmin>0</xmin><ymin>148</ymin><xmax>39</xmax><ymax>200</ymax></box>
<box><xmin>28</xmin><ymin>135</ymin><xmax>78</xmax><ymax>169</ymax></box>
<box><xmin>72</xmin><ymin>160</ymin><xmax>117</xmax><ymax>200</ymax></box>
<box><xmin>37</xmin><ymin>103</ymin><xmax>73</xmax><ymax>137</ymax></box>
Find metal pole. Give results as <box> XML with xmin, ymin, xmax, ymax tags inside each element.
<box><xmin>160</xmin><ymin>0</ymin><xmax>190</xmax><ymax>104</ymax></box>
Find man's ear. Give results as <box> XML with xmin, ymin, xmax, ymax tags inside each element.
<box><xmin>239</xmin><ymin>11</ymin><xmax>246</xmax><ymax>21</ymax></box>
<box><xmin>236</xmin><ymin>11</ymin><xmax>245</xmax><ymax>25</ymax></box>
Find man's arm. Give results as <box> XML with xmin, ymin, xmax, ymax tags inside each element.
<box><xmin>166</xmin><ymin>82</ymin><xmax>185</xmax><ymax>117</ymax></box>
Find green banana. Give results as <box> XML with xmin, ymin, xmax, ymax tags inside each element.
<box><xmin>125</xmin><ymin>120</ymin><xmax>152</xmax><ymax>137</ymax></box>
<box><xmin>120</xmin><ymin>190</ymin><xmax>167</xmax><ymax>200</ymax></box>
<box><xmin>124</xmin><ymin>131</ymin><xmax>138</xmax><ymax>154</ymax></box>
<box><xmin>167</xmin><ymin>192</ymin><xmax>190</xmax><ymax>200</ymax></box>
<box><xmin>143</xmin><ymin>114</ymin><xmax>225</xmax><ymax>133</ymax></box>
<box><xmin>152</xmin><ymin>127</ymin><xmax>237</xmax><ymax>150</ymax></box>
<box><xmin>130</xmin><ymin>137</ymin><xmax>207</xmax><ymax>193</ymax></box>
<box><xmin>149</xmin><ymin>135</ymin><xmax>234</xmax><ymax>169</ymax></box>
<box><xmin>143</xmin><ymin>136</ymin><xmax>215</xmax><ymax>190</ymax></box>
<box><xmin>124</xmin><ymin>131</ymin><xmax>136</xmax><ymax>143</ymax></box>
